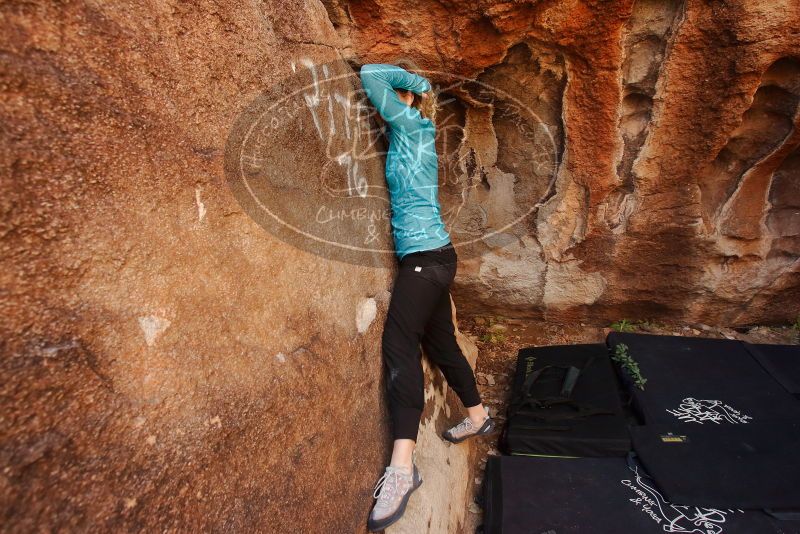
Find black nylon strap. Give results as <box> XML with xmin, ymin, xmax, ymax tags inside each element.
<box><xmin>508</xmin><ymin>354</ymin><xmax>606</xmax><ymax>420</ymax></box>
<box><xmin>561</xmin><ymin>366</ymin><xmax>581</xmax><ymax>397</ymax></box>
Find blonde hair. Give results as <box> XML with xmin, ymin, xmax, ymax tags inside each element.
<box><xmin>394</xmin><ymin>59</ymin><xmax>438</xmax><ymax>126</ymax></box>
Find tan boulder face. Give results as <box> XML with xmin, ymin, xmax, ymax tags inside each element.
<box><xmin>1</xmin><ymin>1</ymin><xmax>395</xmax><ymax>532</ymax></box>
<box><xmin>326</xmin><ymin>0</ymin><xmax>800</xmax><ymax>326</ymax></box>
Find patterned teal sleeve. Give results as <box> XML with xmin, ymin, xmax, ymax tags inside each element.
<box><xmin>360</xmin><ymin>63</ymin><xmax>431</xmax><ymax>132</ymax></box>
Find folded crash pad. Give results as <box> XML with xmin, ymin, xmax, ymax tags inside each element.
<box><xmin>502</xmin><ymin>343</ymin><xmax>630</xmax><ymax>457</ymax></box>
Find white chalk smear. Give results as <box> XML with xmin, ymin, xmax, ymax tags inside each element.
<box><xmin>195</xmin><ymin>187</ymin><xmax>207</xmax><ymax>222</ymax></box>
<box><xmin>138</xmin><ymin>315</ymin><xmax>171</xmax><ymax>347</ymax></box>
<box><xmin>356</xmin><ymin>297</ymin><xmax>377</xmax><ymax>334</ymax></box>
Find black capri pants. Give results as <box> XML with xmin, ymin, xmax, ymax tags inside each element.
<box><xmin>381</xmin><ymin>242</ymin><xmax>483</xmax><ymax>442</ymax></box>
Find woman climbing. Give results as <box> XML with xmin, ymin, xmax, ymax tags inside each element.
<box><xmin>359</xmin><ymin>62</ymin><xmax>495</xmax><ymax>532</ymax></box>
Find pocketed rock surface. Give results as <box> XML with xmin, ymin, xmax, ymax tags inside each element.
<box><xmin>325</xmin><ymin>0</ymin><xmax>800</xmax><ymax>325</ymax></box>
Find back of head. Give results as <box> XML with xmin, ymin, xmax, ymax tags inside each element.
<box><xmin>393</xmin><ymin>59</ymin><xmax>438</xmax><ymax>127</ymax></box>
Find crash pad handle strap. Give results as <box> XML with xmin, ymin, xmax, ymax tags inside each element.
<box><xmin>521</xmin><ymin>365</ymin><xmax>551</xmax><ymax>395</ymax></box>
<box><xmin>560</xmin><ymin>366</ymin><xmax>581</xmax><ymax>397</ymax></box>
<box><xmin>508</xmin><ymin>354</ymin><xmax>604</xmax><ymax>419</ymax></box>
<box><xmin>521</xmin><ymin>354</ymin><xmax>597</xmax><ymax>399</ymax></box>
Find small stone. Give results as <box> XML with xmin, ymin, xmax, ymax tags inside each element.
<box><xmin>474</xmin><ymin>317</ymin><xmax>487</xmax><ymax>326</ymax></box>
<box><xmin>489</xmin><ymin>323</ymin><xmax>507</xmax><ymax>333</ymax></box>
<box><xmin>469</xmin><ymin>502</ymin><xmax>482</xmax><ymax>514</ymax></box>
<box><xmin>691</xmin><ymin>328</ymin><xmax>700</xmax><ymax>335</ymax></box>
<box><xmin>124</xmin><ymin>497</ymin><xmax>137</xmax><ymax>509</ymax></box>
<box><xmin>145</xmin><ymin>435</ymin><xmax>156</xmax><ymax>446</ymax></box>
<box><xmin>477</xmin><ymin>372</ymin><xmax>496</xmax><ymax>386</ymax></box>
<box><xmin>699</xmin><ymin>323</ymin><xmax>713</xmax><ymax>331</ymax></box>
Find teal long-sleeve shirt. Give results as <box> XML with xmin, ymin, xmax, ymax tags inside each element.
<box><xmin>359</xmin><ymin>63</ymin><xmax>451</xmax><ymax>260</ymax></box>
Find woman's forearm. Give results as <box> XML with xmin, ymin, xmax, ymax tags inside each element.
<box><xmin>360</xmin><ymin>63</ymin><xmax>431</xmax><ymax>132</ymax></box>
<box><xmin>361</xmin><ymin>63</ymin><xmax>431</xmax><ymax>94</ymax></box>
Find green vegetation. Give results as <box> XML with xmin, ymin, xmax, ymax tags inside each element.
<box><xmin>792</xmin><ymin>314</ymin><xmax>800</xmax><ymax>332</ymax></box>
<box><xmin>610</xmin><ymin>318</ymin><xmax>636</xmax><ymax>332</ymax></box>
<box><xmin>485</xmin><ymin>315</ymin><xmax>505</xmax><ymax>327</ymax></box>
<box><xmin>633</xmin><ymin>319</ymin><xmax>668</xmax><ymax>330</ymax></box>
<box><xmin>476</xmin><ymin>314</ymin><xmax>507</xmax><ymax>344</ymax></box>
<box><xmin>611</xmin><ymin>342</ymin><xmax>647</xmax><ymax>390</ymax></box>
<box><xmin>480</xmin><ymin>332</ymin><xmax>506</xmax><ymax>344</ymax></box>
<box><xmin>609</xmin><ymin>318</ymin><xmax>668</xmax><ymax>332</ymax></box>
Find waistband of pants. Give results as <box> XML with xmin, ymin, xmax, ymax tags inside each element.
<box><xmin>400</xmin><ymin>242</ymin><xmax>457</xmax><ymax>265</ymax></box>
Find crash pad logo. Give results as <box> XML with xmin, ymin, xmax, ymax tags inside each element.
<box><xmin>621</xmin><ymin>464</ymin><xmax>741</xmax><ymax>533</ymax></box>
<box><xmin>524</xmin><ymin>355</ymin><xmax>537</xmax><ymax>377</ymax></box>
<box><xmin>224</xmin><ymin>58</ymin><xmax>558</xmax><ymax>265</ymax></box>
<box><xmin>666</xmin><ymin>398</ymin><xmax>753</xmax><ymax>425</ymax></box>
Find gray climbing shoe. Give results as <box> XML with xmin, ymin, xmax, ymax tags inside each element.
<box><xmin>367</xmin><ymin>460</ymin><xmax>423</xmax><ymax>531</ymax></box>
<box><xmin>442</xmin><ymin>407</ymin><xmax>495</xmax><ymax>444</ymax></box>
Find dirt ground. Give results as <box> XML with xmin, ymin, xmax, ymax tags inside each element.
<box><xmin>457</xmin><ymin>316</ymin><xmax>800</xmax><ymax>534</ymax></box>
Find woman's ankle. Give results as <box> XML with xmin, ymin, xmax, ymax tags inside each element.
<box><xmin>389</xmin><ymin>460</ymin><xmax>413</xmax><ymax>471</ymax></box>
<box><xmin>466</xmin><ymin>403</ymin><xmax>489</xmax><ymax>425</ymax></box>
<box><xmin>390</xmin><ymin>439</ymin><xmax>416</xmax><ymax>470</ymax></box>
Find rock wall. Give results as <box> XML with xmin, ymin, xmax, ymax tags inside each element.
<box><xmin>2</xmin><ymin>0</ymin><xmax>400</xmax><ymax>531</ymax></box>
<box><xmin>325</xmin><ymin>0</ymin><xmax>800</xmax><ymax>326</ymax></box>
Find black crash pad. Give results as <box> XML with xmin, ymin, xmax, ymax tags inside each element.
<box><xmin>481</xmin><ymin>454</ymin><xmax>800</xmax><ymax>534</ymax></box>
<box><xmin>744</xmin><ymin>342</ymin><xmax>800</xmax><ymax>396</ymax></box>
<box><xmin>502</xmin><ymin>343</ymin><xmax>630</xmax><ymax>458</ymax></box>
<box><xmin>606</xmin><ymin>332</ymin><xmax>800</xmax><ymax>425</ymax></box>
<box><xmin>631</xmin><ymin>421</ymin><xmax>800</xmax><ymax>510</ymax></box>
